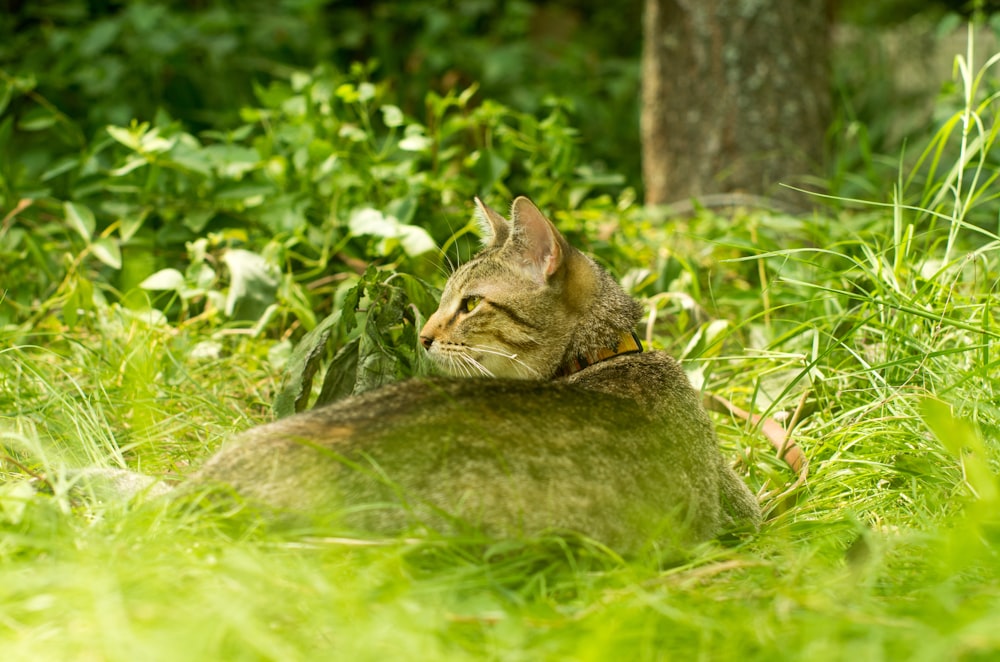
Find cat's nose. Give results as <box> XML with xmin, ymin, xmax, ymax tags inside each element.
<box><xmin>420</xmin><ymin>335</ymin><xmax>434</xmax><ymax>350</ymax></box>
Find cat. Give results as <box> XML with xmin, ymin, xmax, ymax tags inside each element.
<box><xmin>181</xmin><ymin>197</ymin><xmax>762</xmax><ymax>554</ymax></box>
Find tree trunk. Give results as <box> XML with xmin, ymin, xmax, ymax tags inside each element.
<box><xmin>641</xmin><ymin>0</ymin><xmax>831</xmax><ymax>205</ymax></box>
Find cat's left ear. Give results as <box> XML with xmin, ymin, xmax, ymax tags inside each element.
<box><xmin>510</xmin><ymin>196</ymin><xmax>566</xmax><ymax>283</ymax></box>
<box><xmin>474</xmin><ymin>197</ymin><xmax>510</xmax><ymax>248</ymax></box>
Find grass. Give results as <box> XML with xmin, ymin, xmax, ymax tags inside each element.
<box><xmin>3</xmin><ymin>35</ymin><xmax>1000</xmax><ymax>662</ymax></box>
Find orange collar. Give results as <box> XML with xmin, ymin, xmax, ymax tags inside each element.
<box><xmin>554</xmin><ymin>331</ymin><xmax>644</xmax><ymax>377</ymax></box>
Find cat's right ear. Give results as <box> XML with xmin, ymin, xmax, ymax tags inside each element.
<box><xmin>474</xmin><ymin>197</ymin><xmax>510</xmax><ymax>248</ymax></box>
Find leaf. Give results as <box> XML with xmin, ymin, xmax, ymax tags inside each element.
<box><xmin>316</xmin><ymin>337</ymin><xmax>361</xmax><ymax>408</ymax></box>
<box><xmin>335</xmin><ymin>83</ymin><xmax>359</xmax><ymax>103</ymax></box>
<box><xmin>358</xmin><ymin>82</ymin><xmax>376</xmax><ymax>102</ymax></box>
<box><xmin>348</xmin><ymin>208</ymin><xmax>436</xmax><ymax>256</ymax></box>
<box><xmin>356</xmin><ymin>325</ymin><xmax>399</xmax><ymax>395</ymax></box>
<box><xmin>119</xmin><ymin>209</ymin><xmax>148</xmax><ymax>242</ymax></box>
<box><xmin>398</xmin><ymin>125</ymin><xmax>432</xmax><ymax>152</ymax></box>
<box><xmin>353</xmin><ymin>277</ymin><xmax>410</xmax><ymax>394</ymax></box>
<box><xmin>64</xmin><ymin>201</ymin><xmax>96</xmax><ymax>242</ymax></box>
<box><xmin>106</xmin><ymin>124</ymin><xmax>142</xmax><ymax>150</ymax></box>
<box><xmin>41</xmin><ymin>156</ymin><xmax>80</xmax><ymax>182</ymax></box>
<box><xmin>381</xmin><ymin>104</ymin><xmax>404</xmax><ymax>128</ymax></box>
<box><xmin>17</xmin><ymin>109</ymin><xmax>57</xmax><ymax>131</ymax></box>
<box><xmin>396</xmin><ymin>224</ymin><xmax>436</xmax><ymax>257</ymax></box>
<box><xmin>109</xmin><ymin>156</ymin><xmax>148</xmax><ymax>177</ymax></box>
<box><xmin>91</xmin><ymin>237</ymin><xmax>122</xmax><ymax>269</ymax></box>
<box><xmin>393</xmin><ymin>273</ymin><xmax>441</xmax><ymax>318</ymax></box>
<box><xmin>398</xmin><ymin>134</ymin><xmax>432</xmax><ymax>152</ymax></box>
<box><xmin>183</xmin><ymin>209</ymin><xmax>214</xmax><ymax>233</ymax></box>
<box><xmin>166</xmin><ymin>141</ymin><xmax>212</xmax><ymax>177</ymax></box>
<box><xmin>222</xmin><ymin>248</ymin><xmax>280</xmax><ymax>321</ymax></box>
<box><xmin>473</xmin><ymin>148</ymin><xmax>509</xmax><ymax>192</ymax></box>
<box><xmin>204</xmin><ymin>144</ymin><xmax>260</xmax><ymax>179</ymax></box>
<box><xmin>273</xmin><ymin>310</ymin><xmax>343</xmax><ymax>417</ymax></box>
<box><xmin>341</xmin><ymin>277</ymin><xmax>365</xmax><ymax>335</ymax></box>
<box><xmin>348</xmin><ymin>207</ymin><xmax>398</xmax><ymax>238</ymax></box>
<box><xmin>139</xmin><ymin>268</ymin><xmax>186</xmax><ymax>291</ymax></box>
<box><xmin>338</xmin><ymin>124</ymin><xmax>368</xmax><ymax>142</ymax></box>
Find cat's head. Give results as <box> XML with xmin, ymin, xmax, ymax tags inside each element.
<box><xmin>419</xmin><ymin>197</ymin><xmax>639</xmax><ymax>379</ymax></box>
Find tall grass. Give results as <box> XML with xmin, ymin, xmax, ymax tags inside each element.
<box><xmin>2</xmin><ymin>35</ymin><xmax>1000</xmax><ymax>662</ymax></box>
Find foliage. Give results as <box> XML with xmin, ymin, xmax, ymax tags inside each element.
<box><xmin>1</xmin><ymin>62</ymin><xmax>612</xmax><ymax>338</ymax></box>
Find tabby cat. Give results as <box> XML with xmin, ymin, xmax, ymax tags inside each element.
<box><xmin>184</xmin><ymin>197</ymin><xmax>761</xmax><ymax>554</ymax></box>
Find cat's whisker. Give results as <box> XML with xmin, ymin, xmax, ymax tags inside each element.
<box><xmin>471</xmin><ymin>345</ymin><xmax>520</xmax><ymax>360</ymax></box>
<box><xmin>449</xmin><ymin>355</ymin><xmax>475</xmax><ymax>378</ymax></box>
<box><xmin>461</xmin><ymin>354</ymin><xmax>495</xmax><ymax>378</ymax></box>
<box><xmin>474</xmin><ymin>344</ymin><xmax>541</xmax><ymax>378</ymax></box>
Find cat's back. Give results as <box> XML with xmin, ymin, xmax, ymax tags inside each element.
<box><xmin>192</xmin><ymin>366</ymin><xmax>723</xmax><ymax>552</ymax></box>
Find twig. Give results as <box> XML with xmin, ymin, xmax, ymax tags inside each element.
<box><xmin>0</xmin><ymin>453</ymin><xmax>52</xmax><ymax>491</ymax></box>
<box><xmin>702</xmin><ymin>391</ymin><xmax>807</xmax><ymax>477</ymax></box>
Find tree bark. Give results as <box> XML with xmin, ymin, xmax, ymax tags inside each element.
<box><xmin>641</xmin><ymin>0</ymin><xmax>831</xmax><ymax>204</ymax></box>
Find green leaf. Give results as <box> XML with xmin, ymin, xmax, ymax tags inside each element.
<box><xmin>273</xmin><ymin>310</ymin><xmax>343</xmax><ymax>417</ymax></box>
<box><xmin>335</xmin><ymin>83</ymin><xmax>359</xmax><ymax>103</ymax></box>
<box><xmin>316</xmin><ymin>337</ymin><xmax>361</xmax><ymax>408</ymax></box>
<box><xmin>18</xmin><ymin>109</ymin><xmax>57</xmax><ymax>131</ymax></box>
<box><xmin>119</xmin><ymin>209</ymin><xmax>149</xmax><ymax>242</ymax></box>
<box><xmin>106</xmin><ymin>124</ymin><xmax>142</xmax><ymax>150</ymax></box>
<box><xmin>222</xmin><ymin>248</ymin><xmax>280</xmax><ymax>321</ymax></box>
<box><xmin>473</xmin><ymin>148</ymin><xmax>510</xmax><ymax>193</ymax></box>
<box><xmin>398</xmin><ymin>134</ymin><xmax>432</xmax><ymax>152</ymax></box>
<box><xmin>396</xmin><ymin>224</ymin><xmax>436</xmax><ymax>257</ymax></box>
<box><xmin>358</xmin><ymin>82</ymin><xmax>376</xmax><ymax>102</ymax></box>
<box><xmin>348</xmin><ymin>208</ymin><xmax>437</xmax><ymax>257</ymax></box>
<box><xmin>348</xmin><ymin>208</ymin><xmax>397</xmax><ymax>238</ymax></box>
<box><xmin>356</xmin><ymin>325</ymin><xmax>399</xmax><ymax>395</ymax></box>
<box><xmin>41</xmin><ymin>157</ymin><xmax>81</xmax><ymax>182</ymax></box>
<box><xmin>381</xmin><ymin>104</ymin><xmax>404</xmax><ymax>128</ymax></box>
<box><xmin>109</xmin><ymin>156</ymin><xmax>148</xmax><ymax>177</ymax></box>
<box><xmin>392</xmin><ymin>273</ymin><xmax>441</xmax><ymax>319</ymax></box>
<box><xmin>204</xmin><ymin>144</ymin><xmax>260</xmax><ymax>179</ymax></box>
<box><xmin>64</xmin><ymin>201</ymin><xmax>96</xmax><ymax>242</ymax></box>
<box><xmin>139</xmin><ymin>268</ymin><xmax>186</xmax><ymax>291</ymax></box>
<box><xmin>183</xmin><ymin>209</ymin><xmax>214</xmax><ymax>233</ymax></box>
<box><xmin>91</xmin><ymin>237</ymin><xmax>122</xmax><ymax>269</ymax></box>
<box><xmin>341</xmin><ymin>278</ymin><xmax>365</xmax><ymax>335</ymax></box>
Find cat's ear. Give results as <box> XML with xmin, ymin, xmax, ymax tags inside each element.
<box><xmin>474</xmin><ymin>197</ymin><xmax>510</xmax><ymax>248</ymax></box>
<box><xmin>510</xmin><ymin>196</ymin><xmax>565</xmax><ymax>282</ymax></box>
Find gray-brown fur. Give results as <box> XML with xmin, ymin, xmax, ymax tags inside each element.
<box><xmin>183</xmin><ymin>197</ymin><xmax>761</xmax><ymax>554</ymax></box>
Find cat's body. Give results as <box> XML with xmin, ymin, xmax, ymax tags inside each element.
<box><xmin>184</xmin><ymin>197</ymin><xmax>761</xmax><ymax>553</ymax></box>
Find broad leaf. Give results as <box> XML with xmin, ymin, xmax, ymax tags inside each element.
<box><xmin>222</xmin><ymin>248</ymin><xmax>280</xmax><ymax>321</ymax></box>
<box><xmin>91</xmin><ymin>237</ymin><xmax>122</xmax><ymax>269</ymax></box>
<box><xmin>64</xmin><ymin>201</ymin><xmax>96</xmax><ymax>242</ymax></box>
<box><xmin>139</xmin><ymin>268</ymin><xmax>186</xmax><ymax>291</ymax></box>
<box><xmin>273</xmin><ymin>309</ymin><xmax>343</xmax><ymax>418</ymax></box>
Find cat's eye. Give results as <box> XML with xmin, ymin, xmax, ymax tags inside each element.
<box><xmin>461</xmin><ymin>296</ymin><xmax>482</xmax><ymax>313</ymax></box>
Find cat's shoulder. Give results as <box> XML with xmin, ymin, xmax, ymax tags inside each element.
<box><xmin>562</xmin><ymin>350</ymin><xmax>703</xmax><ymax>411</ymax></box>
